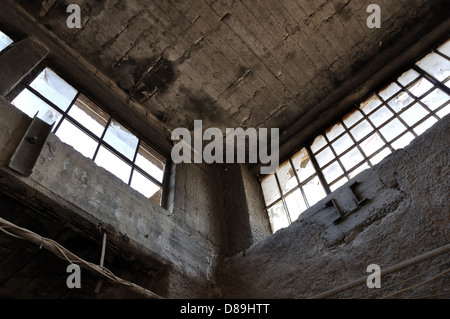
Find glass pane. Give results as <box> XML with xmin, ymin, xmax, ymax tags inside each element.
<box><xmin>437</xmin><ymin>39</ymin><xmax>450</xmax><ymax>58</ymax></box>
<box><xmin>388</xmin><ymin>90</ymin><xmax>415</xmax><ymax>113</ymax></box>
<box><xmin>414</xmin><ymin>116</ymin><xmax>438</xmax><ymax>136</ymax></box>
<box><xmin>12</xmin><ymin>89</ymin><xmax>62</xmax><ymax>125</ymax></box>
<box><xmin>369</xmin><ymin>106</ymin><xmax>394</xmax><ymax>127</ymax></box>
<box><xmin>360</xmin><ymin>132</ymin><xmax>385</xmax><ymax>156</ymax></box>
<box><xmin>315</xmin><ymin>146</ymin><xmax>335</xmax><ymax>168</ymax></box>
<box><xmin>131</xmin><ymin>170</ymin><xmax>162</xmax><ymax>204</ymax></box>
<box><xmin>322</xmin><ymin>160</ymin><xmax>344</xmax><ymax>184</ymax></box>
<box><xmin>421</xmin><ymin>89</ymin><xmax>450</xmax><ymax>111</ymax></box>
<box><xmin>378</xmin><ymin>82</ymin><xmax>401</xmax><ymax>101</ymax></box>
<box><xmin>340</xmin><ymin>147</ymin><xmax>365</xmax><ymax>171</ymax></box>
<box><xmin>136</xmin><ymin>142</ymin><xmax>165</xmax><ymax>183</ymax></box>
<box><xmin>261</xmin><ymin>174</ymin><xmax>281</xmax><ymax>206</ymax></box>
<box><xmin>30</xmin><ymin>68</ymin><xmax>78</xmax><ymax>111</ymax></box>
<box><xmin>103</xmin><ymin>119</ymin><xmax>139</xmax><ymax>160</ymax></box>
<box><xmin>379</xmin><ymin>118</ymin><xmax>407</xmax><ymax>142</ymax></box>
<box><xmin>370</xmin><ymin>147</ymin><xmax>392</xmax><ymax>166</ymax></box>
<box><xmin>399</xmin><ymin>103</ymin><xmax>429</xmax><ymax>127</ymax></box>
<box><xmin>291</xmin><ymin>148</ymin><xmax>316</xmax><ymax>183</ymax></box>
<box><xmin>391</xmin><ymin>132</ymin><xmax>415</xmax><ymax>150</ymax></box>
<box><xmin>325</xmin><ymin>122</ymin><xmax>345</xmax><ymax>142</ymax></box>
<box><xmin>303</xmin><ymin>176</ymin><xmax>326</xmax><ymax>207</ymax></box>
<box><xmin>348</xmin><ymin>162</ymin><xmax>370</xmax><ymax>179</ymax></box>
<box><xmin>95</xmin><ymin>146</ymin><xmax>132</xmax><ymax>183</ymax></box>
<box><xmin>0</xmin><ymin>31</ymin><xmax>13</xmax><ymax>52</ymax></box>
<box><xmin>360</xmin><ymin>94</ymin><xmax>382</xmax><ymax>115</ymax></box>
<box><xmin>350</xmin><ymin>120</ymin><xmax>373</xmax><ymax>141</ymax></box>
<box><xmin>343</xmin><ymin>109</ymin><xmax>363</xmax><ymax>128</ymax></box>
<box><xmin>397</xmin><ymin>69</ymin><xmax>420</xmax><ymax>87</ymax></box>
<box><xmin>330</xmin><ymin>177</ymin><xmax>349</xmax><ymax>192</ymax></box>
<box><xmin>436</xmin><ymin>104</ymin><xmax>450</xmax><ymax>118</ymax></box>
<box><xmin>55</xmin><ymin>120</ymin><xmax>98</xmax><ymax>158</ymax></box>
<box><xmin>310</xmin><ymin>135</ymin><xmax>327</xmax><ymax>154</ymax></box>
<box><xmin>285</xmin><ymin>189</ymin><xmax>308</xmax><ymax>222</ymax></box>
<box><xmin>407</xmin><ymin>77</ymin><xmax>434</xmax><ymax>98</ymax></box>
<box><xmin>416</xmin><ymin>52</ymin><xmax>450</xmax><ymax>82</ymax></box>
<box><xmin>331</xmin><ymin>133</ymin><xmax>354</xmax><ymax>155</ymax></box>
<box><xmin>68</xmin><ymin>95</ymin><xmax>109</xmax><ymax>137</ymax></box>
<box><xmin>267</xmin><ymin>201</ymin><xmax>290</xmax><ymax>233</ymax></box>
<box><xmin>276</xmin><ymin>160</ymin><xmax>297</xmax><ymax>195</ymax></box>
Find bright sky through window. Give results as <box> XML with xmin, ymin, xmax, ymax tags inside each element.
<box><xmin>9</xmin><ymin>67</ymin><xmax>166</xmax><ymax>205</ymax></box>
<box><xmin>0</xmin><ymin>31</ymin><xmax>13</xmax><ymax>52</ymax></box>
<box><xmin>261</xmin><ymin>38</ymin><xmax>450</xmax><ymax>233</ymax></box>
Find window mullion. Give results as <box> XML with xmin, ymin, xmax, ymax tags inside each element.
<box><xmin>305</xmin><ymin>146</ymin><xmax>331</xmax><ymax>195</ymax></box>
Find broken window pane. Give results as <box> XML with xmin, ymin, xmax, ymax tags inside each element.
<box><xmin>369</xmin><ymin>106</ymin><xmax>394</xmax><ymax>127</ymax></box>
<box><xmin>285</xmin><ymin>189</ymin><xmax>308</xmax><ymax>222</ymax></box>
<box><xmin>136</xmin><ymin>142</ymin><xmax>165</xmax><ymax>183</ymax></box>
<box><xmin>421</xmin><ymin>89</ymin><xmax>450</xmax><ymax>111</ymax></box>
<box><xmin>310</xmin><ymin>135</ymin><xmax>327</xmax><ymax>154</ymax></box>
<box><xmin>397</xmin><ymin>69</ymin><xmax>420</xmax><ymax>87</ymax></box>
<box><xmin>378</xmin><ymin>82</ymin><xmax>401</xmax><ymax>101</ymax></box>
<box><xmin>291</xmin><ymin>148</ymin><xmax>316</xmax><ymax>183</ymax></box>
<box><xmin>261</xmin><ymin>174</ymin><xmax>281</xmax><ymax>206</ymax></box>
<box><xmin>267</xmin><ymin>201</ymin><xmax>290</xmax><ymax>233</ymax></box>
<box><xmin>330</xmin><ymin>176</ymin><xmax>349</xmax><ymax>192</ymax></box>
<box><xmin>399</xmin><ymin>103</ymin><xmax>429</xmax><ymax>127</ymax></box>
<box><xmin>12</xmin><ymin>88</ymin><xmax>62</xmax><ymax>125</ymax></box>
<box><xmin>370</xmin><ymin>147</ymin><xmax>392</xmax><ymax>166</ymax></box>
<box><xmin>103</xmin><ymin>119</ymin><xmax>139</xmax><ymax>160</ymax></box>
<box><xmin>414</xmin><ymin>116</ymin><xmax>438</xmax><ymax>136</ymax></box>
<box><xmin>343</xmin><ymin>109</ymin><xmax>363</xmax><ymax>128</ymax></box>
<box><xmin>131</xmin><ymin>170</ymin><xmax>162</xmax><ymax>204</ymax></box>
<box><xmin>303</xmin><ymin>176</ymin><xmax>326</xmax><ymax>207</ymax></box>
<box><xmin>30</xmin><ymin>68</ymin><xmax>78</xmax><ymax>111</ymax></box>
<box><xmin>325</xmin><ymin>122</ymin><xmax>345</xmax><ymax>142</ymax></box>
<box><xmin>95</xmin><ymin>146</ymin><xmax>132</xmax><ymax>183</ymax></box>
<box><xmin>388</xmin><ymin>90</ymin><xmax>415</xmax><ymax>113</ymax></box>
<box><xmin>0</xmin><ymin>31</ymin><xmax>13</xmax><ymax>52</ymax></box>
<box><xmin>406</xmin><ymin>77</ymin><xmax>434</xmax><ymax>98</ymax></box>
<box><xmin>331</xmin><ymin>133</ymin><xmax>354</xmax><ymax>155</ymax></box>
<box><xmin>379</xmin><ymin>118</ymin><xmax>407</xmax><ymax>142</ymax></box>
<box><xmin>360</xmin><ymin>94</ymin><xmax>383</xmax><ymax>116</ymax></box>
<box><xmin>350</xmin><ymin>120</ymin><xmax>373</xmax><ymax>141</ymax></box>
<box><xmin>391</xmin><ymin>132</ymin><xmax>415</xmax><ymax>150</ymax></box>
<box><xmin>340</xmin><ymin>147</ymin><xmax>365</xmax><ymax>171</ymax></box>
<box><xmin>416</xmin><ymin>52</ymin><xmax>450</xmax><ymax>82</ymax></box>
<box><xmin>276</xmin><ymin>160</ymin><xmax>297</xmax><ymax>195</ymax></box>
<box><xmin>322</xmin><ymin>160</ymin><xmax>344</xmax><ymax>184</ymax></box>
<box><xmin>68</xmin><ymin>95</ymin><xmax>109</xmax><ymax>137</ymax></box>
<box><xmin>56</xmin><ymin>120</ymin><xmax>98</xmax><ymax>158</ymax></box>
<box><xmin>360</xmin><ymin>132</ymin><xmax>385</xmax><ymax>156</ymax></box>
<box><xmin>315</xmin><ymin>146</ymin><xmax>335</xmax><ymax>168</ymax></box>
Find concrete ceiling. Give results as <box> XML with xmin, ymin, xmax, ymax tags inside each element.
<box><xmin>14</xmin><ymin>0</ymin><xmax>448</xmax><ymax>136</ymax></box>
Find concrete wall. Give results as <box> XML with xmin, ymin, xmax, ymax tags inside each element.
<box><xmin>220</xmin><ymin>114</ymin><xmax>450</xmax><ymax>298</ymax></box>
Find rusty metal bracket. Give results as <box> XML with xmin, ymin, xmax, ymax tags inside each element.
<box><xmin>8</xmin><ymin>114</ymin><xmax>54</xmax><ymax>176</ymax></box>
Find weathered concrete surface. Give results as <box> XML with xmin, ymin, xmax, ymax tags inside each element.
<box><xmin>220</xmin><ymin>114</ymin><xmax>450</xmax><ymax>298</ymax></box>
<box><xmin>0</xmin><ymin>96</ymin><xmax>219</xmax><ymax>298</ymax></box>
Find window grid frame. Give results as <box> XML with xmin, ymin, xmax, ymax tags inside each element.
<box><xmin>261</xmin><ymin>38</ymin><xmax>450</xmax><ymax>232</ymax></box>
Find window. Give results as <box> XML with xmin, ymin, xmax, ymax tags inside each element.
<box><xmin>0</xmin><ymin>30</ymin><xmax>13</xmax><ymax>52</ymax></box>
<box><xmin>7</xmin><ymin>67</ymin><xmax>166</xmax><ymax>206</ymax></box>
<box><xmin>261</xmin><ymin>38</ymin><xmax>450</xmax><ymax>233</ymax></box>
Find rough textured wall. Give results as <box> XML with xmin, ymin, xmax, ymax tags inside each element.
<box><xmin>219</xmin><ymin>115</ymin><xmax>450</xmax><ymax>299</ymax></box>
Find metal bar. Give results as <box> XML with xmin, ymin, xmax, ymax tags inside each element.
<box><xmin>309</xmin><ymin>243</ymin><xmax>450</xmax><ymax>299</ymax></box>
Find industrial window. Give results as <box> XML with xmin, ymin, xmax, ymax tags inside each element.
<box><xmin>0</xmin><ymin>30</ymin><xmax>14</xmax><ymax>52</ymax></box>
<box><xmin>7</xmin><ymin>67</ymin><xmax>166</xmax><ymax>206</ymax></box>
<box><xmin>261</xmin><ymin>38</ymin><xmax>450</xmax><ymax>233</ymax></box>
